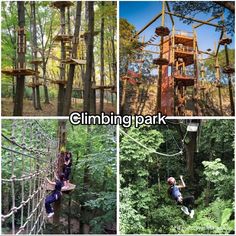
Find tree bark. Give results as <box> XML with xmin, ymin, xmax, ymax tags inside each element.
<box><xmin>99</xmin><ymin>1</ymin><xmax>105</xmax><ymax>113</ymax></box>
<box><xmin>111</xmin><ymin>2</ymin><xmax>117</xmax><ymax>91</ymax></box>
<box><xmin>31</xmin><ymin>2</ymin><xmax>42</xmax><ymax>110</ymax></box>
<box><xmin>63</xmin><ymin>2</ymin><xmax>82</xmax><ymax>115</ymax></box>
<box><xmin>90</xmin><ymin>54</ymin><xmax>96</xmax><ymax>113</ymax></box>
<box><xmin>43</xmin><ymin>65</ymin><xmax>50</xmax><ymax>104</ymax></box>
<box><xmin>13</xmin><ymin>2</ymin><xmax>25</xmax><ymax>116</ymax></box>
<box><xmin>83</xmin><ymin>1</ymin><xmax>94</xmax><ymax>113</ymax></box>
<box><xmin>57</xmin><ymin>7</ymin><xmax>66</xmax><ymax>116</ymax></box>
<box><xmin>53</xmin><ymin>120</ymin><xmax>67</xmax><ymax>225</ymax></box>
<box><xmin>184</xmin><ymin>132</ymin><xmax>197</xmax><ymax>180</ymax></box>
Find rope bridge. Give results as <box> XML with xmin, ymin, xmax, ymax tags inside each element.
<box><xmin>2</xmin><ymin>120</ymin><xmax>58</xmax><ymax>234</ymax></box>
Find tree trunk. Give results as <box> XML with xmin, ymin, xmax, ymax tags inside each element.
<box><xmin>185</xmin><ymin>131</ymin><xmax>197</xmax><ymax>180</ymax></box>
<box><xmin>90</xmin><ymin>54</ymin><xmax>96</xmax><ymax>114</ymax></box>
<box><xmin>99</xmin><ymin>1</ymin><xmax>105</xmax><ymax>113</ymax></box>
<box><xmin>83</xmin><ymin>1</ymin><xmax>94</xmax><ymax>113</ymax></box>
<box><xmin>53</xmin><ymin>120</ymin><xmax>67</xmax><ymax>225</ymax></box>
<box><xmin>111</xmin><ymin>2</ymin><xmax>117</xmax><ymax>90</ymax></box>
<box><xmin>107</xmin><ymin>41</ymin><xmax>114</xmax><ymax>105</ymax></box>
<box><xmin>43</xmin><ymin>65</ymin><xmax>50</xmax><ymax>104</ymax></box>
<box><xmin>63</xmin><ymin>2</ymin><xmax>82</xmax><ymax>115</ymax></box>
<box><xmin>13</xmin><ymin>2</ymin><xmax>25</xmax><ymax>116</ymax></box>
<box><xmin>57</xmin><ymin>7</ymin><xmax>66</xmax><ymax>116</ymax></box>
<box><xmin>31</xmin><ymin>2</ymin><xmax>42</xmax><ymax>110</ymax></box>
<box><xmin>68</xmin><ymin>195</ymin><xmax>71</xmax><ymax>233</ymax></box>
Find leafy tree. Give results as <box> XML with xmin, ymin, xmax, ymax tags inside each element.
<box><xmin>171</xmin><ymin>1</ymin><xmax>235</xmax><ymax>35</ymax></box>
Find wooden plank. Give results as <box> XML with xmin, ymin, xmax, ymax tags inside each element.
<box><xmin>165</xmin><ymin>11</ymin><xmax>223</xmax><ymax>28</ymax></box>
<box><xmin>51</xmin><ymin>1</ymin><xmax>74</xmax><ymax>9</ymax></box>
<box><xmin>133</xmin><ymin>13</ymin><xmax>162</xmax><ymax>38</ymax></box>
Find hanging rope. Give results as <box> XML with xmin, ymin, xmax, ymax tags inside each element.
<box><xmin>1</xmin><ymin>120</ymin><xmax>58</xmax><ymax>235</ymax></box>
<box><xmin>120</xmin><ymin>128</ymin><xmax>183</xmax><ymax>157</ymax></box>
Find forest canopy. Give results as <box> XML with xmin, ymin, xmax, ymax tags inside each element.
<box><xmin>120</xmin><ymin>120</ymin><xmax>234</xmax><ymax>234</ymax></box>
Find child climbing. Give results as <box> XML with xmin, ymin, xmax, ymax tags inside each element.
<box><xmin>45</xmin><ymin>173</ymin><xmax>65</xmax><ymax>218</ymax></box>
<box><xmin>63</xmin><ymin>152</ymin><xmax>72</xmax><ymax>188</ymax></box>
<box><xmin>167</xmin><ymin>175</ymin><xmax>195</xmax><ymax>218</ymax></box>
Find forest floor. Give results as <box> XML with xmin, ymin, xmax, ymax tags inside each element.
<box><xmin>2</xmin><ymin>98</ymin><xmax>116</xmax><ymax>116</ymax></box>
<box><xmin>126</xmin><ymin>84</ymin><xmax>232</xmax><ymax>116</ymax></box>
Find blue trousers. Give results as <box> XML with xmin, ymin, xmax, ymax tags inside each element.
<box><xmin>45</xmin><ymin>192</ymin><xmax>60</xmax><ymax>214</ymax></box>
<box><xmin>64</xmin><ymin>167</ymin><xmax>71</xmax><ymax>181</ymax></box>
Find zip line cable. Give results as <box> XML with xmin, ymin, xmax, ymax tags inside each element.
<box><xmin>120</xmin><ymin>128</ymin><xmax>183</xmax><ymax>157</ymax></box>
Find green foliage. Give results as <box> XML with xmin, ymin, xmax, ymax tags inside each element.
<box><xmin>120</xmin><ymin>121</ymin><xmax>234</xmax><ymax>234</ymax></box>
<box><xmin>203</xmin><ymin>158</ymin><xmax>234</xmax><ymax>199</ymax></box>
<box><xmin>119</xmin><ymin>18</ymin><xmax>140</xmax><ymax>75</ymax></box>
<box><xmin>66</xmin><ymin>125</ymin><xmax>116</xmax><ymax>233</ymax></box>
<box><xmin>181</xmin><ymin>199</ymin><xmax>234</xmax><ymax>234</ymax></box>
<box><xmin>171</xmin><ymin>1</ymin><xmax>234</xmax><ymax>35</ymax></box>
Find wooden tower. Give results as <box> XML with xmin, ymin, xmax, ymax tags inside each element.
<box><xmin>154</xmin><ymin>28</ymin><xmax>198</xmax><ymax>115</ymax></box>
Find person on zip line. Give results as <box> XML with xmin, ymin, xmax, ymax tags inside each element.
<box><xmin>167</xmin><ymin>175</ymin><xmax>195</xmax><ymax>218</ymax></box>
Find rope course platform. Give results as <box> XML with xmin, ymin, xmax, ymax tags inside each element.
<box><xmin>1</xmin><ymin>120</ymin><xmax>58</xmax><ymax>235</ymax></box>
<box><xmin>2</xmin><ymin>68</ymin><xmax>39</xmax><ymax>76</ymax></box>
<box><xmin>222</xmin><ymin>66</ymin><xmax>235</xmax><ymax>74</ymax></box>
<box><xmin>26</xmin><ymin>82</ymin><xmax>43</xmax><ymax>88</ymax></box>
<box><xmin>92</xmin><ymin>85</ymin><xmax>116</xmax><ymax>90</ymax></box>
<box><xmin>51</xmin><ymin>80</ymin><xmax>67</xmax><ymax>85</ymax></box>
<box><xmin>50</xmin><ymin>1</ymin><xmax>74</xmax><ymax>9</ymax></box>
<box><xmin>45</xmin><ymin>183</ymin><xmax>76</xmax><ymax>193</ymax></box>
<box><xmin>61</xmin><ymin>58</ymin><xmax>86</xmax><ymax>65</ymax></box>
<box><xmin>53</xmin><ymin>34</ymin><xmax>73</xmax><ymax>42</ymax></box>
<box><xmin>80</xmin><ymin>31</ymin><xmax>100</xmax><ymax>39</ymax></box>
<box><xmin>29</xmin><ymin>59</ymin><xmax>43</xmax><ymax>65</ymax></box>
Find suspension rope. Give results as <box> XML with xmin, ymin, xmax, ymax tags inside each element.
<box><xmin>120</xmin><ymin>128</ymin><xmax>183</xmax><ymax>157</ymax></box>
<box><xmin>166</xmin><ymin>124</ymin><xmax>181</xmax><ymax>150</ymax></box>
<box><xmin>1</xmin><ymin>120</ymin><xmax>58</xmax><ymax>235</ymax></box>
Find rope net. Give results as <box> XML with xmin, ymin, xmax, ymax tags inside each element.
<box><xmin>2</xmin><ymin>120</ymin><xmax>58</xmax><ymax>234</ymax></box>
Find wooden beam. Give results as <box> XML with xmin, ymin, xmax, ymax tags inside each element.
<box><xmin>198</xmin><ymin>50</ymin><xmax>215</xmax><ymax>57</ymax></box>
<box><xmin>166</xmin><ymin>2</ymin><xmax>175</xmax><ymax>26</ymax></box>
<box><xmin>142</xmin><ymin>49</ymin><xmax>160</xmax><ymax>54</ymax></box>
<box><xmin>133</xmin><ymin>13</ymin><xmax>162</xmax><ymax>38</ymax></box>
<box><xmin>165</xmin><ymin>11</ymin><xmax>223</xmax><ymax>28</ymax></box>
<box><xmin>193</xmin><ymin>14</ymin><xmax>222</xmax><ymax>29</ymax></box>
<box><xmin>215</xmin><ymin>30</ymin><xmax>224</xmax><ymax>57</ymax></box>
<box><xmin>144</xmin><ymin>43</ymin><xmax>160</xmax><ymax>47</ymax></box>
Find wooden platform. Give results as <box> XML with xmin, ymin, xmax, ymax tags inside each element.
<box><xmin>61</xmin><ymin>58</ymin><xmax>86</xmax><ymax>65</ymax></box>
<box><xmin>174</xmin><ymin>52</ymin><xmax>194</xmax><ymax>66</ymax></box>
<box><xmin>174</xmin><ymin>34</ymin><xmax>194</xmax><ymax>47</ymax></box>
<box><xmin>92</xmin><ymin>85</ymin><xmax>116</xmax><ymax>90</ymax></box>
<box><xmin>26</xmin><ymin>82</ymin><xmax>43</xmax><ymax>88</ymax></box>
<box><xmin>54</xmin><ymin>34</ymin><xmax>73</xmax><ymax>42</ymax></box>
<box><xmin>174</xmin><ymin>75</ymin><xmax>195</xmax><ymax>87</ymax></box>
<box><xmin>80</xmin><ymin>31</ymin><xmax>100</xmax><ymax>38</ymax></box>
<box><xmin>45</xmin><ymin>182</ymin><xmax>76</xmax><ymax>194</ymax></box>
<box><xmin>51</xmin><ymin>1</ymin><xmax>74</xmax><ymax>9</ymax></box>
<box><xmin>222</xmin><ymin>66</ymin><xmax>235</xmax><ymax>74</ymax></box>
<box><xmin>2</xmin><ymin>68</ymin><xmax>39</xmax><ymax>76</ymax></box>
<box><xmin>29</xmin><ymin>59</ymin><xmax>43</xmax><ymax>64</ymax></box>
<box><xmin>51</xmin><ymin>80</ymin><xmax>67</xmax><ymax>85</ymax></box>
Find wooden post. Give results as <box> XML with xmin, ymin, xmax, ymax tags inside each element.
<box><xmin>120</xmin><ymin>79</ymin><xmax>127</xmax><ymax>115</ymax></box>
<box><xmin>156</xmin><ymin>1</ymin><xmax>165</xmax><ymax>112</ymax></box>
<box><xmin>215</xmin><ymin>48</ymin><xmax>223</xmax><ymax>115</ymax></box>
<box><xmin>224</xmin><ymin>44</ymin><xmax>235</xmax><ymax>115</ymax></box>
<box><xmin>193</xmin><ymin>29</ymin><xmax>199</xmax><ymax>116</ymax></box>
